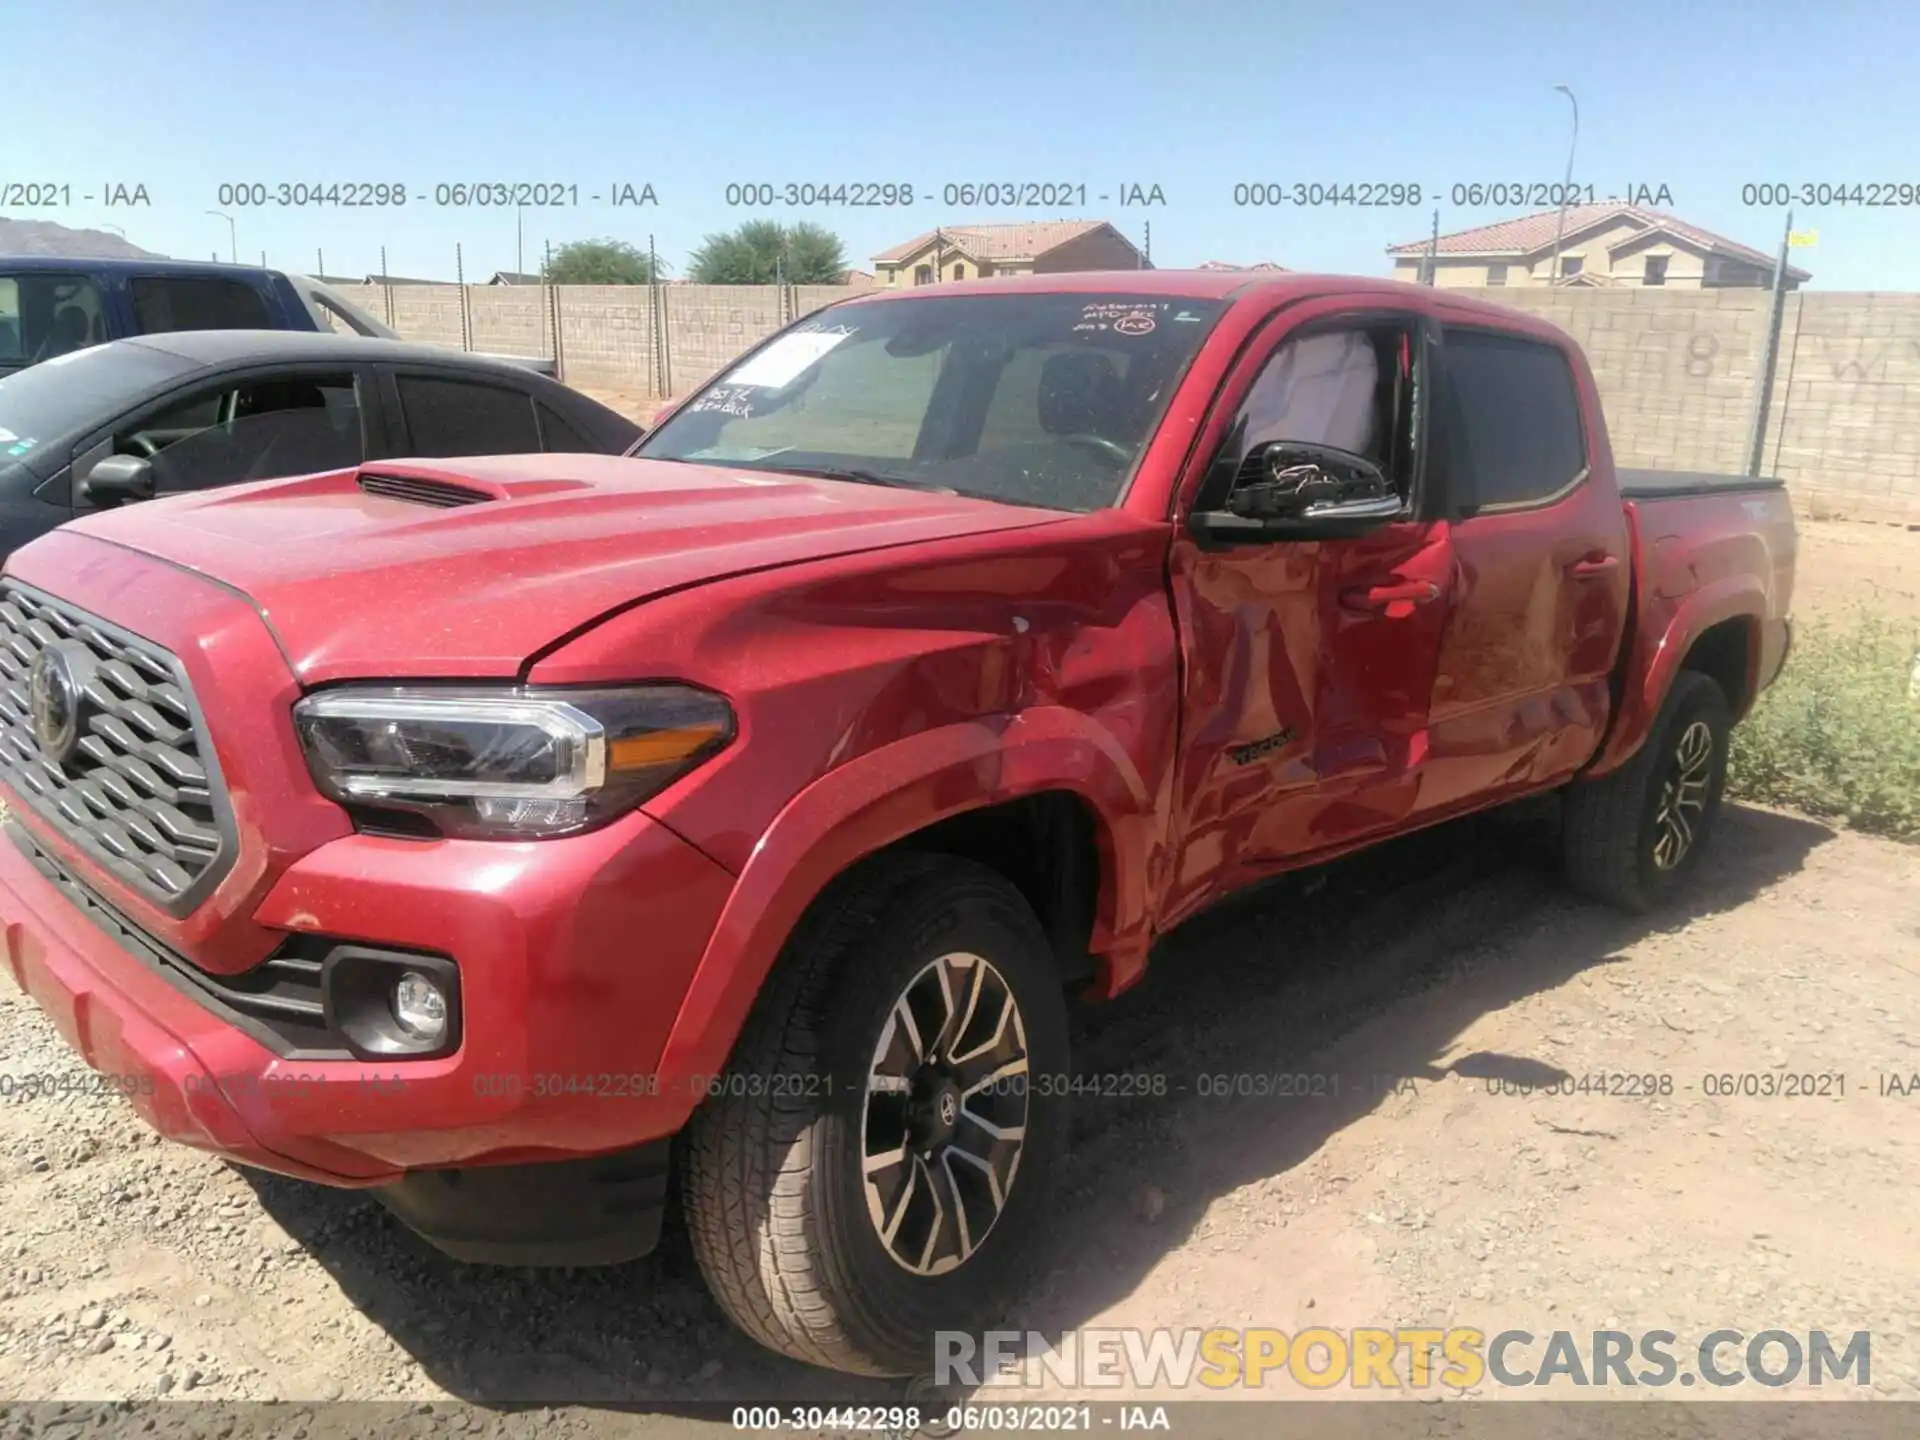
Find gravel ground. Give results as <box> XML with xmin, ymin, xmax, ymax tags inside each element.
<box><xmin>3</xmin><ymin>796</ymin><xmax>1916</xmax><ymax>1419</ymax></box>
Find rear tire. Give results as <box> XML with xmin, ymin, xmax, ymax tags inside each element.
<box><xmin>682</xmin><ymin>853</ymin><xmax>1070</xmax><ymax>1376</ymax></box>
<box><xmin>1562</xmin><ymin>671</ymin><xmax>1732</xmax><ymax>913</ymax></box>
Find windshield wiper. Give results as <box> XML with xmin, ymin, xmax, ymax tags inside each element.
<box><xmin>760</xmin><ymin>464</ymin><xmax>957</xmax><ymax>495</ymax></box>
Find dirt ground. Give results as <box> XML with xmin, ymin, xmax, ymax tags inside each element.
<box><xmin>1792</xmin><ymin>514</ymin><xmax>1920</xmax><ymax>620</ymax></box>
<box><xmin>2</xmin><ymin>519</ymin><xmax>1918</xmax><ymax>1422</ymax></box>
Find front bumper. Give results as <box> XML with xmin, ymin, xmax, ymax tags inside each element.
<box><xmin>0</xmin><ymin>800</ymin><xmax>737</xmax><ymax>1187</ymax></box>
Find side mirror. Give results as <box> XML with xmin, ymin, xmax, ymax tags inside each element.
<box><xmin>78</xmin><ymin>453</ymin><xmax>156</xmax><ymax>508</ymax></box>
<box><xmin>1188</xmin><ymin>441</ymin><xmax>1403</xmax><ymax>546</ymax></box>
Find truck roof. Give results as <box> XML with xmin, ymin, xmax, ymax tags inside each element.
<box><xmin>0</xmin><ymin>255</ymin><xmax>291</xmax><ymax>282</ymax></box>
<box><xmin>103</xmin><ymin>327</ymin><xmax>570</xmax><ymax>380</ymax></box>
<box><xmin>832</xmin><ymin>268</ymin><xmax>1565</xmax><ymax>328</ymax></box>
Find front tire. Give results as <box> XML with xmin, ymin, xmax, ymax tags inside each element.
<box><xmin>682</xmin><ymin>853</ymin><xmax>1071</xmax><ymax>1376</ymax></box>
<box><xmin>1562</xmin><ymin>671</ymin><xmax>1732</xmax><ymax>912</ymax></box>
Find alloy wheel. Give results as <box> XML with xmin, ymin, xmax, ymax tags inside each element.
<box><xmin>1651</xmin><ymin>719</ymin><xmax>1715</xmax><ymax>871</ymax></box>
<box><xmin>861</xmin><ymin>952</ymin><xmax>1030</xmax><ymax>1277</ymax></box>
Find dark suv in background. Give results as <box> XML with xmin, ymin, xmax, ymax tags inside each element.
<box><xmin>0</xmin><ymin>257</ymin><xmax>403</xmax><ymax>375</ymax></box>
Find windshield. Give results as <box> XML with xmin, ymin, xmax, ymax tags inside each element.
<box><xmin>0</xmin><ymin>342</ymin><xmax>202</xmax><ymax>459</ymax></box>
<box><xmin>637</xmin><ymin>292</ymin><xmax>1228</xmax><ymax>512</ymax></box>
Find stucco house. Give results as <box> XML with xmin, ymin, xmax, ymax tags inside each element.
<box><xmin>873</xmin><ymin>220</ymin><xmax>1147</xmax><ymax>286</ymax></box>
<box><xmin>1387</xmin><ymin>205</ymin><xmax>1810</xmax><ymax>290</ymax></box>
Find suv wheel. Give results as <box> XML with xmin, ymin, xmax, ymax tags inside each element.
<box><xmin>1562</xmin><ymin>670</ymin><xmax>1732</xmax><ymax>912</ymax></box>
<box><xmin>682</xmin><ymin>853</ymin><xmax>1070</xmax><ymax>1376</ymax></box>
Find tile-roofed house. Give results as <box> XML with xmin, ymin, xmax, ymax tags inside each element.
<box><xmin>1386</xmin><ymin>204</ymin><xmax>1809</xmax><ymax>290</ymax></box>
<box><xmin>873</xmin><ymin>220</ymin><xmax>1147</xmax><ymax>286</ymax></box>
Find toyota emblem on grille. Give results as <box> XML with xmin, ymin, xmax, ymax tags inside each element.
<box><xmin>29</xmin><ymin>645</ymin><xmax>85</xmax><ymax>767</ymax></box>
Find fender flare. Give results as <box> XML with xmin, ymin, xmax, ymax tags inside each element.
<box><xmin>651</xmin><ymin>706</ymin><xmax>1158</xmax><ymax>1096</ymax></box>
<box><xmin>1590</xmin><ymin>574</ymin><xmax>1764</xmax><ymax>776</ymax></box>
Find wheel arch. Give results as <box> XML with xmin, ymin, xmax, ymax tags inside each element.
<box><xmin>1587</xmin><ymin>576</ymin><xmax>1766</xmax><ymax>778</ymax></box>
<box><xmin>653</xmin><ymin>709</ymin><xmax>1157</xmax><ymax>1102</ymax></box>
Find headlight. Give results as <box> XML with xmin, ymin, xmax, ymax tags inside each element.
<box><xmin>292</xmin><ymin>684</ymin><xmax>734</xmax><ymax>839</ymax></box>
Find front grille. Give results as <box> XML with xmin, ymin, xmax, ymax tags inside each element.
<box><xmin>11</xmin><ymin>820</ymin><xmax>333</xmax><ymax>1057</ymax></box>
<box><xmin>10</xmin><ymin>822</ymin><xmax>457</xmax><ymax>1061</ymax></box>
<box><xmin>0</xmin><ymin>581</ymin><xmax>234</xmax><ymax>915</ymax></box>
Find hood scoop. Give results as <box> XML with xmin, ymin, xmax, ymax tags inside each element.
<box><xmin>357</xmin><ymin>472</ymin><xmax>497</xmax><ymax>508</ymax></box>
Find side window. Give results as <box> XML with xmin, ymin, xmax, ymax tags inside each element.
<box><xmin>1211</xmin><ymin>323</ymin><xmax>1420</xmax><ymax>513</ymax></box>
<box><xmin>1237</xmin><ymin>328</ymin><xmax>1388</xmax><ymax>462</ymax></box>
<box><xmin>1438</xmin><ymin>331</ymin><xmax>1587</xmax><ymax>511</ymax></box>
<box><xmin>129</xmin><ymin>277</ymin><xmax>275</xmax><ymax>334</ymax></box>
<box><xmin>537</xmin><ymin>402</ymin><xmax>593</xmax><ymax>452</ymax></box>
<box><xmin>0</xmin><ymin>273</ymin><xmax>107</xmax><ymax>363</ymax></box>
<box><xmin>397</xmin><ymin>375</ymin><xmax>542</xmax><ymax>456</ymax></box>
<box><xmin>105</xmin><ymin>374</ymin><xmax>364</xmax><ymax>497</ymax></box>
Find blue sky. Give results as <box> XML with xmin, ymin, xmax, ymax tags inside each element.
<box><xmin>11</xmin><ymin>0</ymin><xmax>1920</xmax><ymax>288</ymax></box>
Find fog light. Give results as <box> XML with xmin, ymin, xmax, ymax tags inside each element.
<box><xmin>392</xmin><ymin>971</ymin><xmax>448</xmax><ymax>1041</ymax></box>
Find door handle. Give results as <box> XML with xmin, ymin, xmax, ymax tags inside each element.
<box><xmin>1569</xmin><ymin>555</ymin><xmax>1621</xmax><ymax>578</ymax></box>
<box><xmin>1340</xmin><ymin>580</ymin><xmax>1441</xmax><ymax>616</ymax></box>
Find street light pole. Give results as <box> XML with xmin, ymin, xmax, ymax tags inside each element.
<box><xmin>100</xmin><ymin>223</ymin><xmax>126</xmax><ymax>239</ymax></box>
<box><xmin>1546</xmin><ymin>86</ymin><xmax>1580</xmax><ymax>286</ymax></box>
<box><xmin>205</xmin><ymin>210</ymin><xmax>236</xmax><ymax>263</ymax></box>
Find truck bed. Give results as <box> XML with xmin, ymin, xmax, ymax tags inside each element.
<box><xmin>1617</xmin><ymin>469</ymin><xmax>1786</xmax><ymax>500</ymax></box>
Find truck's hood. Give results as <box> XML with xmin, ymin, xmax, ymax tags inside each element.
<box><xmin>53</xmin><ymin>454</ymin><xmax>1069</xmax><ymax>681</ymax></box>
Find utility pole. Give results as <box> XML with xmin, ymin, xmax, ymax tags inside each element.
<box><xmin>456</xmin><ymin>243</ymin><xmax>471</xmax><ymax>351</ymax></box>
<box><xmin>205</xmin><ymin>210</ymin><xmax>236</xmax><ymax>263</ymax></box>
<box><xmin>1424</xmin><ymin>210</ymin><xmax>1439</xmax><ymax>285</ymax></box>
<box><xmin>1745</xmin><ymin>210</ymin><xmax>1795</xmax><ymax>478</ymax></box>
<box><xmin>1546</xmin><ymin>85</ymin><xmax>1580</xmax><ymax>285</ymax></box>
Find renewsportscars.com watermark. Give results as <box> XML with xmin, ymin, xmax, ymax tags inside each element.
<box><xmin>935</xmin><ymin>1327</ymin><xmax>1872</xmax><ymax>1391</ymax></box>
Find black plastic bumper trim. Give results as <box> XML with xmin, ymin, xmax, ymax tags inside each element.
<box><xmin>372</xmin><ymin>1139</ymin><xmax>673</xmax><ymax>1267</ymax></box>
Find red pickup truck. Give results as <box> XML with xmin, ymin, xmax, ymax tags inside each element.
<box><xmin>0</xmin><ymin>272</ymin><xmax>1792</xmax><ymax>1377</ymax></box>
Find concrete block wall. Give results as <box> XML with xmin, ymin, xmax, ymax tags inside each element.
<box><xmin>338</xmin><ymin>283</ymin><xmax>869</xmax><ymax>398</ymax></box>
<box><xmin>348</xmin><ymin>282</ymin><xmax>1920</xmax><ymax>524</ymax></box>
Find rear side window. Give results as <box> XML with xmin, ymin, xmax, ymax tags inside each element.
<box><xmin>397</xmin><ymin>374</ymin><xmax>541</xmax><ymax>456</ymax></box>
<box><xmin>130</xmin><ymin>277</ymin><xmax>275</xmax><ymax>334</ymax></box>
<box><xmin>1439</xmin><ymin>331</ymin><xmax>1587</xmax><ymax>510</ymax></box>
<box><xmin>537</xmin><ymin>402</ymin><xmax>593</xmax><ymax>452</ymax></box>
<box><xmin>0</xmin><ymin>272</ymin><xmax>108</xmax><ymax>363</ymax></box>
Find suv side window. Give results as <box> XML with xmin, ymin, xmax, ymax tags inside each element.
<box><xmin>1438</xmin><ymin>330</ymin><xmax>1587</xmax><ymax>510</ymax></box>
<box><xmin>99</xmin><ymin>373</ymin><xmax>364</xmax><ymax>497</ymax></box>
<box><xmin>397</xmin><ymin>375</ymin><xmax>542</xmax><ymax>456</ymax></box>
<box><xmin>0</xmin><ymin>272</ymin><xmax>107</xmax><ymax>364</ymax></box>
<box><xmin>537</xmin><ymin>402</ymin><xmax>593</xmax><ymax>452</ymax></box>
<box><xmin>129</xmin><ymin>277</ymin><xmax>275</xmax><ymax>334</ymax></box>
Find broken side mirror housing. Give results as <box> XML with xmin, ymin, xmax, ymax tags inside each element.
<box><xmin>1188</xmin><ymin>441</ymin><xmax>1404</xmax><ymax>546</ymax></box>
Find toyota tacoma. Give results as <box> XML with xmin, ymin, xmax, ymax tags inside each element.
<box><xmin>0</xmin><ymin>272</ymin><xmax>1794</xmax><ymax>1376</ymax></box>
